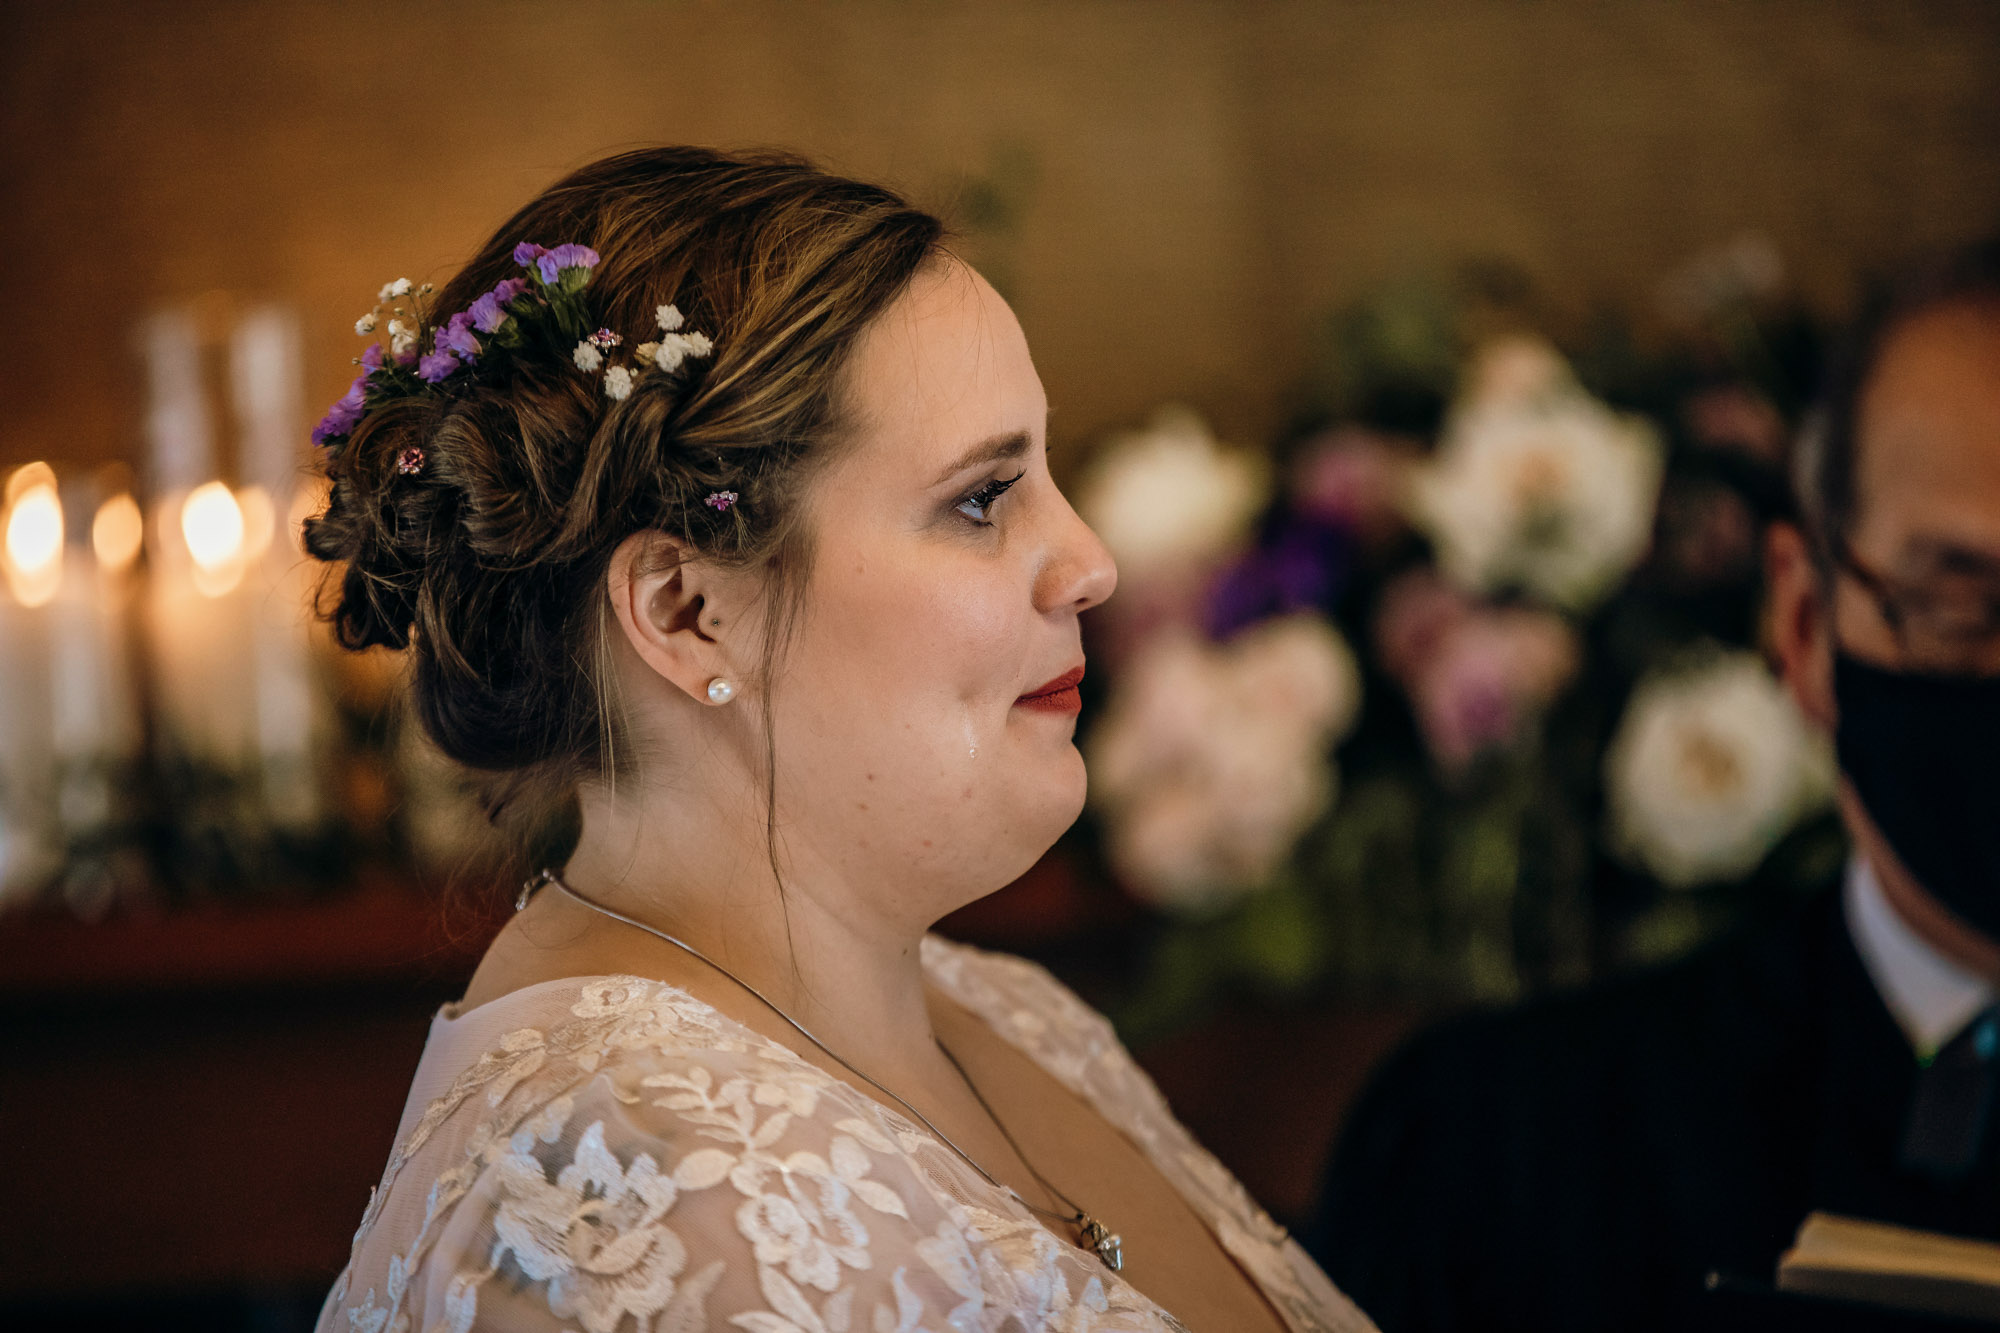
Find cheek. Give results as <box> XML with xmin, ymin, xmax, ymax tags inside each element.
<box><xmin>783</xmin><ymin>541</ymin><xmax>1025</xmax><ymax>758</ymax></box>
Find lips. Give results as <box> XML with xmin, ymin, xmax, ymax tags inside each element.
<box><xmin>1016</xmin><ymin>663</ymin><xmax>1085</xmax><ymax>714</ymax></box>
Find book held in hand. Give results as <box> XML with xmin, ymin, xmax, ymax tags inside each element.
<box><xmin>1778</xmin><ymin>1211</ymin><xmax>2000</xmax><ymax>1323</ymax></box>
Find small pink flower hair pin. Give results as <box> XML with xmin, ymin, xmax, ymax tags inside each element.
<box><xmin>396</xmin><ymin>446</ymin><xmax>427</xmax><ymax>476</ymax></box>
<box><xmin>705</xmin><ymin>490</ymin><xmax>738</xmax><ymax>512</ymax></box>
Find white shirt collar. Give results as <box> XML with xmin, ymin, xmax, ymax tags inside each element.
<box><xmin>1844</xmin><ymin>854</ymin><xmax>1996</xmax><ymax>1058</ymax></box>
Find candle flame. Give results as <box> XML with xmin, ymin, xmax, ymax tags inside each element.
<box><xmin>3</xmin><ymin>464</ymin><xmax>64</xmax><ymax>607</ymax></box>
<box><xmin>182</xmin><ymin>480</ymin><xmax>245</xmax><ymax>571</ymax></box>
<box><xmin>182</xmin><ymin>480</ymin><xmax>246</xmax><ymax>597</ymax></box>
<box><xmin>92</xmin><ymin>492</ymin><xmax>145</xmax><ymax>574</ymax></box>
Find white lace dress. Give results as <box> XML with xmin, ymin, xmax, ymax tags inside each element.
<box><xmin>319</xmin><ymin>935</ymin><xmax>1376</xmax><ymax>1333</ymax></box>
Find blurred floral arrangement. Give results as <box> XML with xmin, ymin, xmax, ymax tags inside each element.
<box><xmin>1076</xmin><ymin>239</ymin><xmax>1847</xmax><ymax>1039</ymax></box>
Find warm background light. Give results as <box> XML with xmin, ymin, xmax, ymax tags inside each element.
<box><xmin>91</xmin><ymin>492</ymin><xmax>145</xmax><ymax>574</ymax></box>
<box><xmin>3</xmin><ymin>464</ymin><xmax>64</xmax><ymax>608</ymax></box>
<box><xmin>236</xmin><ymin>484</ymin><xmax>276</xmax><ymax>566</ymax></box>
<box><xmin>180</xmin><ymin>479</ymin><xmax>246</xmax><ymax>596</ymax></box>
<box><xmin>181</xmin><ymin>480</ymin><xmax>245</xmax><ymax>570</ymax></box>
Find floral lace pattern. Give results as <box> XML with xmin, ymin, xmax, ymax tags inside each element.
<box><xmin>318</xmin><ymin>938</ymin><xmax>1375</xmax><ymax>1333</ymax></box>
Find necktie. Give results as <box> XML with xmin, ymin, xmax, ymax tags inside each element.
<box><xmin>1901</xmin><ymin>1004</ymin><xmax>2000</xmax><ymax>1182</ymax></box>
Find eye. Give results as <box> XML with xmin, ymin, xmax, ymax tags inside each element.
<box><xmin>955</xmin><ymin>470</ymin><xmax>1026</xmax><ymax>527</ymax></box>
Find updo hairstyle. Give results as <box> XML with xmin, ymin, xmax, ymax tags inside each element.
<box><xmin>304</xmin><ymin>147</ymin><xmax>946</xmax><ymax>845</ymax></box>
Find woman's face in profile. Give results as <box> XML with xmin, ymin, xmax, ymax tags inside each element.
<box><xmin>773</xmin><ymin>257</ymin><xmax>1116</xmax><ymax>912</ymax></box>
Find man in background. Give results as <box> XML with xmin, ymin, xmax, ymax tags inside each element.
<box><xmin>1310</xmin><ymin>240</ymin><xmax>2000</xmax><ymax>1333</ymax></box>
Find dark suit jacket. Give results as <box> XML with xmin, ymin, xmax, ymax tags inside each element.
<box><xmin>1308</xmin><ymin>886</ymin><xmax>2000</xmax><ymax>1333</ymax></box>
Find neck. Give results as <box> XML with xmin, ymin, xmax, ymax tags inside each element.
<box><xmin>557</xmin><ymin>778</ymin><xmax>942</xmax><ymax>1079</ymax></box>
<box><xmin>1843</xmin><ymin>784</ymin><xmax>2000</xmax><ymax>982</ymax></box>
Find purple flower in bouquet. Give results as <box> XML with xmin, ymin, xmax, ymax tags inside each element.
<box><xmin>1374</xmin><ymin>569</ymin><xmax>1579</xmax><ymax>777</ymax></box>
<box><xmin>312</xmin><ymin>375</ymin><xmax>368</xmax><ymax>446</ymax></box>
<box><xmin>1206</xmin><ymin>514</ymin><xmax>1353</xmax><ymax>640</ymax></box>
<box><xmin>1410</xmin><ymin>613</ymin><xmax>1576</xmax><ymax>775</ymax></box>
<box><xmin>468</xmin><ymin>277</ymin><xmax>530</xmax><ymax>334</ymax></box>
<box><xmin>1683</xmin><ymin>385</ymin><xmax>1788</xmax><ymax>466</ymax></box>
<box><xmin>1289</xmin><ymin>426</ymin><xmax>1417</xmax><ymax>549</ymax></box>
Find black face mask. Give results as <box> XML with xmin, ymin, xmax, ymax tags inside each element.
<box><xmin>1835</xmin><ymin>652</ymin><xmax>2000</xmax><ymax>940</ymax></box>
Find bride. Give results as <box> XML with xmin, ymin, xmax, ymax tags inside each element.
<box><xmin>308</xmin><ymin>146</ymin><xmax>1373</xmax><ymax>1333</ymax></box>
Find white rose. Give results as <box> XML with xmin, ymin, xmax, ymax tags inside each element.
<box><xmin>1605</xmin><ymin>651</ymin><xmax>1833</xmax><ymax>888</ymax></box>
<box><xmin>1459</xmin><ymin>335</ymin><xmax>1574</xmax><ymax>415</ymax></box>
<box><xmin>1413</xmin><ymin>392</ymin><xmax>1663</xmax><ymax>611</ymax></box>
<box><xmin>1227</xmin><ymin>614</ymin><xmax>1363</xmax><ymax>741</ymax></box>
<box><xmin>1087</xmin><ymin>615</ymin><xmax>1360</xmax><ymax>915</ymax></box>
<box><xmin>1076</xmin><ymin>405</ymin><xmax>1268</xmax><ymax>577</ymax></box>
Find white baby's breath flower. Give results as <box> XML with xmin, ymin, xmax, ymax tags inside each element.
<box><xmin>354</xmin><ymin>312</ymin><xmax>378</xmax><ymax>336</ymax></box>
<box><xmin>652</xmin><ymin>332</ymin><xmax>713</xmax><ymax>373</ymax></box>
<box><xmin>1605</xmin><ymin>650</ymin><xmax>1833</xmax><ymax>888</ymax></box>
<box><xmin>571</xmin><ymin>340</ymin><xmax>603</xmax><ymax>373</ymax></box>
<box><xmin>603</xmin><ymin>365</ymin><xmax>634</xmax><ymax>401</ymax></box>
<box><xmin>386</xmin><ymin>318</ymin><xmax>416</xmax><ymax>357</ymax></box>
<box><xmin>1412</xmin><ymin>392</ymin><xmax>1663</xmax><ymax>612</ymax></box>
<box><xmin>1077</xmin><ymin>405</ymin><xmax>1268</xmax><ymax>578</ymax></box>
<box><xmin>377</xmin><ymin>278</ymin><xmax>413</xmax><ymax>303</ymax></box>
<box><xmin>656</xmin><ymin>303</ymin><xmax>685</xmax><ymax>332</ymax></box>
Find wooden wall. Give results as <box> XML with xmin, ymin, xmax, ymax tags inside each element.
<box><xmin>2</xmin><ymin>0</ymin><xmax>1997</xmax><ymax>474</ymax></box>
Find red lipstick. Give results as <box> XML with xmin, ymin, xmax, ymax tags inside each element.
<box><xmin>1016</xmin><ymin>663</ymin><xmax>1085</xmax><ymax>714</ymax></box>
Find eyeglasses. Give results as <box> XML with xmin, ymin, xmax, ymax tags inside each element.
<box><xmin>1830</xmin><ymin>533</ymin><xmax>2000</xmax><ymax>674</ymax></box>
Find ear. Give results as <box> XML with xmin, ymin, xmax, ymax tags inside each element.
<box><xmin>1765</xmin><ymin>520</ymin><xmax>1836</xmax><ymax>732</ymax></box>
<box><xmin>605</xmin><ymin>529</ymin><xmax>755</xmax><ymax>705</ymax></box>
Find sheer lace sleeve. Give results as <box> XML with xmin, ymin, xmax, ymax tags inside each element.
<box><xmin>324</xmin><ymin>976</ymin><xmax>1157</xmax><ymax>1333</ymax></box>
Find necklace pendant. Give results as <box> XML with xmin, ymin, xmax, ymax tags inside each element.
<box><xmin>1077</xmin><ymin>1215</ymin><xmax>1123</xmax><ymax>1272</ymax></box>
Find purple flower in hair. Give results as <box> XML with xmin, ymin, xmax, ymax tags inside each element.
<box><xmin>512</xmin><ymin>241</ymin><xmax>548</xmax><ymax>269</ymax></box>
<box><xmin>536</xmin><ymin>243</ymin><xmax>600</xmax><ymax>285</ymax></box>
<box><xmin>417</xmin><ymin>349</ymin><xmax>462</xmax><ymax>384</ymax></box>
<box><xmin>312</xmin><ymin>375</ymin><xmax>368</xmax><ymax>446</ymax></box>
<box><xmin>468</xmin><ymin>277</ymin><xmax>529</xmax><ymax>333</ymax></box>
<box><xmin>437</xmin><ymin>310</ymin><xmax>482</xmax><ymax>361</ymax></box>
<box><xmin>359</xmin><ymin>342</ymin><xmax>385</xmax><ymax>372</ymax></box>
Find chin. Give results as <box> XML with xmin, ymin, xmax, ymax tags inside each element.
<box><xmin>1018</xmin><ymin>745</ymin><xmax>1089</xmax><ymax>851</ymax></box>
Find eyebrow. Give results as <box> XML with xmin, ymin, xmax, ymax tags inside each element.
<box><xmin>931</xmin><ymin>429</ymin><xmax>1033</xmax><ymax>487</ymax></box>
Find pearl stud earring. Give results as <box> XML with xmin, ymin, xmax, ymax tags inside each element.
<box><xmin>706</xmin><ymin>678</ymin><xmax>736</xmax><ymax>705</ymax></box>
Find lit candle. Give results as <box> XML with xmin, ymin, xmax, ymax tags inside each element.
<box><xmin>0</xmin><ymin>463</ymin><xmax>65</xmax><ymax>904</ymax></box>
<box><xmin>231</xmin><ymin>305</ymin><xmax>328</xmax><ymax>829</ymax></box>
<box><xmin>140</xmin><ymin>309</ymin><xmax>257</xmax><ymax>772</ymax></box>
<box><xmin>50</xmin><ymin>482</ymin><xmax>144</xmax><ymax>772</ymax></box>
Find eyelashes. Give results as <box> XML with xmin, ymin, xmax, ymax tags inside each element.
<box><xmin>955</xmin><ymin>470</ymin><xmax>1026</xmax><ymax>526</ymax></box>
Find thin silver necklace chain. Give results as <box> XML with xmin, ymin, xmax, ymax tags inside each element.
<box><xmin>519</xmin><ymin>867</ymin><xmax>1125</xmax><ymax>1272</ymax></box>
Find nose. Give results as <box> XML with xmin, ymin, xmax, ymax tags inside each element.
<box><xmin>1036</xmin><ymin>487</ymin><xmax>1118</xmax><ymax>615</ymax></box>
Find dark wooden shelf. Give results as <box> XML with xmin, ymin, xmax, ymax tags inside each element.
<box><xmin>0</xmin><ymin>872</ymin><xmax>494</xmax><ymax>1000</ymax></box>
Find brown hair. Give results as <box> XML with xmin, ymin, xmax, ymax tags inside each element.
<box><xmin>304</xmin><ymin>146</ymin><xmax>946</xmax><ymax>859</ymax></box>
